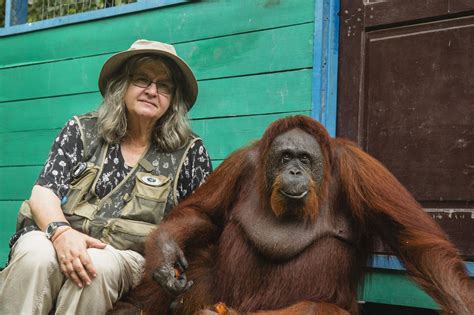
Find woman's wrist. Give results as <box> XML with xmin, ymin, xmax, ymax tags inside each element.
<box><xmin>51</xmin><ymin>226</ymin><xmax>72</xmax><ymax>243</ymax></box>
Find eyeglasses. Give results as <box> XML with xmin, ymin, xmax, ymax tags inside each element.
<box><xmin>130</xmin><ymin>75</ymin><xmax>174</xmax><ymax>95</ymax></box>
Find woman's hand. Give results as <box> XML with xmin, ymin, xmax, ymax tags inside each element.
<box><xmin>52</xmin><ymin>227</ymin><xmax>106</xmax><ymax>288</ymax></box>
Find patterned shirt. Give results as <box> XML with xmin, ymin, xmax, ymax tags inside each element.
<box><xmin>8</xmin><ymin>118</ymin><xmax>212</xmax><ymax>250</ymax></box>
<box><xmin>37</xmin><ymin>118</ymin><xmax>212</xmax><ymax>205</ymax></box>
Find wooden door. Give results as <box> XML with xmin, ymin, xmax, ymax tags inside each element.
<box><xmin>337</xmin><ymin>0</ymin><xmax>474</xmax><ymax>257</ymax></box>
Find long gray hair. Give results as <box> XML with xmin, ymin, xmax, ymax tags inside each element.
<box><xmin>96</xmin><ymin>55</ymin><xmax>192</xmax><ymax>152</ymax></box>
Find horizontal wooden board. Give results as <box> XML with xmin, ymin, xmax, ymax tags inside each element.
<box><xmin>0</xmin><ymin>166</ymin><xmax>41</xmax><ymax>200</ymax></box>
<box><xmin>365</xmin><ymin>0</ymin><xmax>474</xmax><ymax>28</ymax></box>
<box><xmin>0</xmin><ymin>23</ymin><xmax>313</xmax><ymax>102</ymax></box>
<box><xmin>0</xmin><ymin>130</ymin><xmax>56</xmax><ymax>167</ymax></box>
<box><xmin>361</xmin><ymin>270</ymin><xmax>438</xmax><ymax>309</ymax></box>
<box><xmin>0</xmin><ymin>160</ymin><xmax>223</xmax><ymax>201</ymax></box>
<box><xmin>194</xmin><ymin>70</ymin><xmax>312</xmax><ymax>118</ymax></box>
<box><xmin>0</xmin><ymin>112</ymin><xmax>310</xmax><ymax>198</ymax></box>
<box><xmin>0</xmin><ymin>93</ymin><xmax>100</xmax><ymax>133</ymax></box>
<box><xmin>0</xmin><ymin>201</ymin><xmax>22</xmax><ymax>266</ymax></box>
<box><xmin>0</xmin><ymin>70</ymin><xmax>313</xmax><ymax>133</ymax></box>
<box><xmin>192</xmin><ymin>112</ymin><xmax>311</xmax><ymax>160</ymax></box>
<box><xmin>0</xmin><ymin>0</ymin><xmax>314</xmax><ymax>68</ymax></box>
<box><xmin>429</xmin><ymin>209</ymin><xmax>474</xmax><ymax>257</ymax></box>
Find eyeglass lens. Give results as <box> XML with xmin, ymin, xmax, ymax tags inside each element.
<box><xmin>131</xmin><ymin>75</ymin><xmax>174</xmax><ymax>95</ymax></box>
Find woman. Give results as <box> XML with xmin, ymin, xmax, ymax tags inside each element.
<box><xmin>0</xmin><ymin>40</ymin><xmax>212</xmax><ymax>314</ymax></box>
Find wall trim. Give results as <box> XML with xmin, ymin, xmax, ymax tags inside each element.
<box><xmin>312</xmin><ymin>0</ymin><xmax>340</xmax><ymax>137</ymax></box>
<box><xmin>1</xmin><ymin>0</ymin><xmax>189</xmax><ymax>37</ymax></box>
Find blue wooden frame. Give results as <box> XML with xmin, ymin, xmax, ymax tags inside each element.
<box><xmin>312</xmin><ymin>0</ymin><xmax>340</xmax><ymax>137</ymax></box>
<box><xmin>4</xmin><ymin>0</ymin><xmax>12</xmax><ymax>27</ymax></box>
<box><xmin>369</xmin><ymin>254</ymin><xmax>474</xmax><ymax>276</ymax></box>
<box><xmin>1</xmin><ymin>0</ymin><xmax>189</xmax><ymax>37</ymax></box>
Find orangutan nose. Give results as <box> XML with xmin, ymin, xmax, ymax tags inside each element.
<box><xmin>289</xmin><ymin>168</ymin><xmax>302</xmax><ymax>176</ymax></box>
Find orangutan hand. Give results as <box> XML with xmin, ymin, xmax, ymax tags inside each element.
<box><xmin>151</xmin><ymin>233</ymin><xmax>193</xmax><ymax>295</ymax></box>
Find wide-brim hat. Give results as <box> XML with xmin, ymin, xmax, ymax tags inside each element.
<box><xmin>98</xmin><ymin>39</ymin><xmax>198</xmax><ymax>109</ymax></box>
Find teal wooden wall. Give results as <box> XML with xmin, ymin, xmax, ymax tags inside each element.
<box><xmin>0</xmin><ymin>0</ymin><xmax>316</xmax><ymax>265</ymax></box>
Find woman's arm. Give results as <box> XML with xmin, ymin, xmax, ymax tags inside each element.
<box><xmin>29</xmin><ymin>185</ymin><xmax>67</xmax><ymax>231</ymax></box>
<box><xmin>29</xmin><ymin>119</ymin><xmax>106</xmax><ymax>288</ymax></box>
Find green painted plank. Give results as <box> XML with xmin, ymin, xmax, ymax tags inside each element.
<box><xmin>0</xmin><ymin>0</ymin><xmax>314</xmax><ymax>68</ymax></box>
<box><xmin>0</xmin><ymin>112</ymin><xmax>310</xmax><ymax>168</ymax></box>
<box><xmin>0</xmin><ymin>56</ymin><xmax>106</xmax><ymax>102</ymax></box>
<box><xmin>0</xmin><ymin>130</ymin><xmax>56</xmax><ymax>167</ymax></box>
<box><xmin>0</xmin><ymin>93</ymin><xmax>100</xmax><ymax>133</ymax></box>
<box><xmin>0</xmin><ymin>23</ymin><xmax>314</xmax><ymax>102</ymax></box>
<box><xmin>178</xmin><ymin>23</ymin><xmax>313</xmax><ymax>81</ymax></box>
<box><xmin>0</xmin><ymin>70</ymin><xmax>313</xmax><ymax>133</ymax></box>
<box><xmin>362</xmin><ymin>270</ymin><xmax>439</xmax><ymax>310</ymax></box>
<box><xmin>0</xmin><ymin>161</ymin><xmax>227</xmax><ymax>201</ymax></box>
<box><xmin>0</xmin><ymin>166</ymin><xmax>40</xmax><ymax>200</ymax></box>
<box><xmin>0</xmin><ymin>201</ymin><xmax>21</xmax><ymax>266</ymax></box>
<box><xmin>191</xmin><ymin>112</ymin><xmax>311</xmax><ymax>160</ymax></box>
<box><xmin>191</xmin><ymin>70</ymin><xmax>312</xmax><ymax>118</ymax></box>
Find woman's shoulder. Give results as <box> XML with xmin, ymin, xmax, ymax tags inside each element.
<box><xmin>67</xmin><ymin>111</ymin><xmax>101</xmax><ymax>137</ymax></box>
<box><xmin>186</xmin><ymin>135</ymin><xmax>207</xmax><ymax>152</ymax></box>
<box><xmin>72</xmin><ymin>111</ymin><xmax>99</xmax><ymax>125</ymax></box>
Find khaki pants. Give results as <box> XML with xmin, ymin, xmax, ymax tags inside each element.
<box><xmin>0</xmin><ymin>231</ymin><xmax>145</xmax><ymax>315</ymax></box>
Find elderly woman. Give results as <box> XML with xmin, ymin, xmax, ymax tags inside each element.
<box><xmin>0</xmin><ymin>40</ymin><xmax>212</xmax><ymax>314</ymax></box>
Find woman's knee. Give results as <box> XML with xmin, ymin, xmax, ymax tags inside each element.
<box><xmin>10</xmin><ymin>231</ymin><xmax>58</xmax><ymax>271</ymax></box>
<box><xmin>87</xmin><ymin>247</ymin><xmax>122</xmax><ymax>281</ymax></box>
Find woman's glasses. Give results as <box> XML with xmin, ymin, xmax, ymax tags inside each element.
<box><xmin>130</xmin><ymin>75</ymin><xmax>174</xmax><ymax>95</ymax></box>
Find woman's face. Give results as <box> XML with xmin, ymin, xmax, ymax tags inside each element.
<box><xmin>124</xmin><ymin>59</ymin><xmax>174</xmax><ymax>126</ymax></box>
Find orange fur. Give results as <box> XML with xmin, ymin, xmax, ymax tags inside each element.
<box><xmin>270</xmin><ymin>175</ymin><xmax>319</xmax><ymax>222</ymax></box>
<box><xmin>111</xmin><ymin>116</ymin><xmax>474</xmax><ymax>315</ymax></box>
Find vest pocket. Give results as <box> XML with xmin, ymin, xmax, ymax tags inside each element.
<box><xmin>120</xmin><ymin>172</ymin><xmax>171</xmax><ymax>224</ymax></box>
<box><xmin>101</xmin><ymin>218</ymin><xmax>156</xmax><ymax>255</ymax></box>
<box><xmin>15</xmin><ymin>201</ymin><xmax>36</xmax><ymax>231</ymax></box>
<box><xmin>62</xmin><ymin>163</ymin><xmax>99</xmax><ymax>215</ymax></box>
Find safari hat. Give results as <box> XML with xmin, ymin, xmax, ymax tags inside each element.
<box><xmin>98</xmin><ymin>39</ymin><xmax>198</xmax><ymax>109</ymax></box>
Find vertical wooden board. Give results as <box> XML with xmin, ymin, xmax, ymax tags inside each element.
<box><xmin>312</xmin><ymin>0</ymin><xmax>340</xmax><ymax>136</ymax></box>
<box><xmin>336</xmin><ymin>0</ymin><xmax>365</xmax><ymax>142</ymax></box>
<box><xmin>0</xmin><ymin>201</ymin><xmax>21</xmax><ymax>266</ymax></box>
<box><xmin>0</xmin><ymin>0</ymin><xmax>315</xmax><ymax>67</ymax></box>
<box><xmin>0</xmin><ymin>93</ymin><xmax>101</xmax><ymax>133</ymax></box>
<box><xmin>0</xmin><ymin>166</ymin><xmax>41</xmax><ymax>200</ymax></box>
<box><xmin>0</xmin><ymin>70</ymin><xmax>313</xmax><ymax>133</ymax></box>
<box><xmin>362</xmin><ymin>271</ymin><xmax>438</xmax><ymax>309</ymax></box>
<box><xmin>0</xmin><ymin>24</ymin><xmax>314</xmax><ymax>102</ymax></box>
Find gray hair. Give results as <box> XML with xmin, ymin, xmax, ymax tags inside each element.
<box><xmin>96</xmin><ymin>55</ymin><xmax>192</xmax><ymax>152</ymax></box>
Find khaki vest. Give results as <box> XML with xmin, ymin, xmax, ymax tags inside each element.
<box><xmin>17</xmin><ymin>112</ymin><xmax>198</xmax><ymax>254</ymax></box>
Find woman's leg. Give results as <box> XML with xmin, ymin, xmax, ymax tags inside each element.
<box><xmin>0</xmin><ymin>231</ymin><xmax>65</xmax><ymax>315</ymax></box>
<box><xmin>55</xmin><ymin>245</ymin><xmax>144</xmax><ymax>314</ymax></box>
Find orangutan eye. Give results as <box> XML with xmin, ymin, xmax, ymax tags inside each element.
<box><xmin>281</xmin><ymin>153</ymin><xmax>291</xmax><ymax>164</ymax></box>
<box><xmin>300</xmin><ymin>155</ymin><xmax>310</xmax><ymax>165</ymax></box>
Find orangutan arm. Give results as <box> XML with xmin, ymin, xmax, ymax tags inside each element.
<box><xmin>333</xmin><ymin>138</ymin><xmax>474</xmax><ymax>314</ymax></box>
<box><xmin>143</xmin><ymin>145</ymin><xmax>258</xmax><ymax>294</ymax></box>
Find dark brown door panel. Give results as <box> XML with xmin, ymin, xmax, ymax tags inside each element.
<box><xmin>338</xmin><ymin>0</ymin><xmax>474</xmax><ymax>256</ymax></box>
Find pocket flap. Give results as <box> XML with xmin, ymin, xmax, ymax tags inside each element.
<box><xmin>136</xmin><ymin>172</ymin><xmax>170</xmax><ymax>187</ymax></box>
